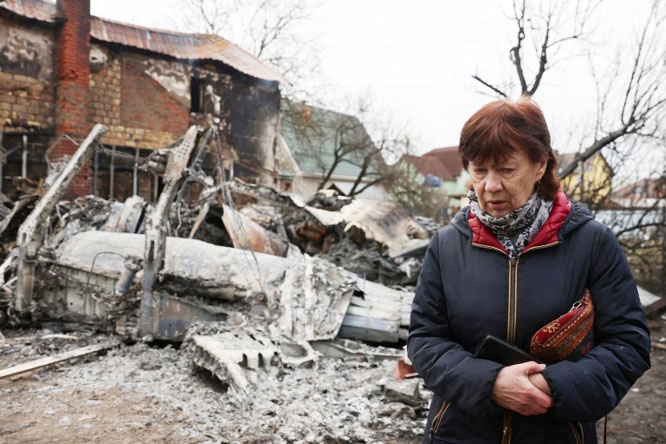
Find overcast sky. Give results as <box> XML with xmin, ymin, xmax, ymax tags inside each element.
<box><xmin>91</xmin><ymin>0</ymin><xmax>654</xmax><ymax>156</ymax></box>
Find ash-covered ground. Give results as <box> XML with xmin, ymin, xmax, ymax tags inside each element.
<box><xmin>0</xmin><ymin>328</ymin><xmax>427</xmax><ymax>444</ymax></box>
<box><xmin>2</xmin><ymin>317</ymin><xmax>666</xmax><ymax>444</ymax></box>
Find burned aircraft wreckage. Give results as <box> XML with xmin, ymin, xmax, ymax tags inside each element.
<box><xmin>0</xmin><ymin>123</ymin><xmax>432</xmax><ymax>388</ymax></box>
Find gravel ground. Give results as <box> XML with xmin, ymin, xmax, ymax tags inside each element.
<box><xmin>1</xmin><ymin>314</ymin><xmax>664</xmax><ymax>444</ymax></box>
<box><xmin>0</xmin><ymin>329</ymin><xmax>426</xmax><ymax>444</ymax></box>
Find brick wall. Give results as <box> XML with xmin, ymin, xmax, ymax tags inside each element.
<box><xmin>118</xmin><ymin>56</ymin><xmax>190</xmax><ymax>146</ymax></box>
<box><xmin>54</xmin><ymin>0</ymin><xmax>91</xmax><ymax>139</ymax></box>
<box><xmin>90</xmin><ymin>52</ymin><xmax>190</xmax><ymax>149</ymax></box>
<box><xmin>89</xmin><ymin>51</ymin><xmax>122</xmax><ymax>144</ymax></box>
<box><xmin>0</xmin><ymin>72</ymin><xmax>56</xmax><ymax>132</ymax></box>
<box><xmin>224</xmin><ymin>79</ymin><xmax>280</xmax><ymax>185</ymax></box>
<box><xmin>1</xmin><ymin>1</ymin><xmax>281</xmax><ymax>199</ymax></box>
<box><xmin>53</xmin><ymin>0</ymin><xmax>92</xmax><ymax>197</ymax></box>
<box><xmin>0</xmin><ymin>16</ymin><xmax>56</xmax><ymax>133</ymax></box>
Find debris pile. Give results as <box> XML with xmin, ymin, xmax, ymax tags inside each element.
<box><xmin>0</xmin><ymin>327</ymin><xmax>428</xmax><ymax>443</ymax></box>
<box><xmin>0</xmin><ymin>124</ymin><xmax>438</xmax><ymax>442</ymax></box>
<box><xmin>0</xmin><ymin>176</ymin><xmax>433</xmax><ymax>344</ymax></box>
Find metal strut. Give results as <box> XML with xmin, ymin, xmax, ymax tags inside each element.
<box><xmin>138</xmin><ymin>125</ymin><xmax>199</xmax><ymax>338</ymax></box>
<box><xmin>14</xmin><ymin>124</ymin><xmax>108</xmax><ymax>313</ymax></box>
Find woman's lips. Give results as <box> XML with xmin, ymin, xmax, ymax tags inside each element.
<box><xmin>488</xmin><ymin>200</ymin><xmax>505</xmax><ymax>210</ymax></box>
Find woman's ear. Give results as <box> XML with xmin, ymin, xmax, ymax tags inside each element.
<box><xmin>537</xmin><ymin>157</ymin><xmax>547</xmax><ymax>180</ymax></box>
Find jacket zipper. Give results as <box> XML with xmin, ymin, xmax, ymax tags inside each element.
<box><xmin>427</xmin><ymin>400</ymin><xmax>451</xmax><ymax>442</ymax></box>
<box><xmin>568</xmin><ymin>421</ymin><xmax>583</xmax><ymax>444</ymax></box>
<box><xmin>506</xmin><ymin>258</ymin><xmax>519</xmax><ymax>344</ymax></box>
<box><xmin>501</xmin><ymin>411</ymin><xmax>513</xmax><ymax>444</ymax></box>
<box><xmin>473</xmin><ymin>241</ymin><xmax>561</xmax><ymax>443</ymax></box>
<box><xmin>501</xmin><ymin>258</ymin><xmax>519</xmax><ymax>444</ymax></box>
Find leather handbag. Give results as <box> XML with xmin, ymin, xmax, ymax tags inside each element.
<box><xmin>529</xmin><ymin>288</ymin><xmax>594</xmax><ymax>363</ymax></box>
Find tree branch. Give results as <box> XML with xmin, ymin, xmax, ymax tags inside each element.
<box><xmin>511</xmin><ymin>0</ymin><xmax>529</xmax><ymax>93</ymax></box>
<box><xmin>471</xmin><ymin>75</ymin><xmax>508</xmax><ymax>98</ymax></box>
<box><xmin>558</xmin><ymin>122</ymin><xmax>637</xmax><ymax>179</ymax></box>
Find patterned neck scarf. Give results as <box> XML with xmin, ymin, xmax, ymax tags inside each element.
<box><xmin>468</xmin><ymin>190</ymin><xmax>554</xmax><ymax>259</ymax></box>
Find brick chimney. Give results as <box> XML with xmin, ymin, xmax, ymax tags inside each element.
<box><xmin>54</xmin><ymin>0</ymin><xmax>92</xmax><ymax>197</ymax></box>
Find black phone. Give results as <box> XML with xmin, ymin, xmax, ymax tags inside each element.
<box><xmin>474</xmin><ymin>334</ymin><xmax>542</xmax><ymax>365</ymax></box>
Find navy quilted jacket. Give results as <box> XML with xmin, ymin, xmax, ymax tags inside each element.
<box><xmin>408</xmin><ymin>192</ymin><xmax>651</xmax><ymax>444</ymax></box>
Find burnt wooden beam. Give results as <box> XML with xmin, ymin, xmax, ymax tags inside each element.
<box><xmin>644</xmin><ymin>297</ymin><xmax>666</xmax><ymax>319</ymax></box>
<box><xmin>0</xmin><ymin>341</ymin><xmax>118</xmax><ymax>380</ymax></box>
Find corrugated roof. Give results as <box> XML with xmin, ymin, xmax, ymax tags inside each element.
<box><xmin>0</xmin><ymin>0</ymin><xmax>285</xmax><ymax>83</ymax></box>
<box><xmin>0</xmin><ymin>0</ymin><xmax>58</xmax><ymax>22</ymax></box>
<box><xmin>90</xmin><ymin>18</ymin><xmax>285</xmax><ymax>83</ymax></box>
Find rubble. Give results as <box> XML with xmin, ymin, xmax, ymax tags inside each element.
<box><xmin>0</xmin><ymin>124</ymin><xmax>441</xmax><ymax>442</ymax></box>
<box><xmin>190</xmin><ymin>333</ymin><xmax>277</xmax><ymax>404</ymax></box>
<box><xmin>342</xmin><ymin>278</ymin><xmax>413</xmax><ymax>344</ymax></box>
<box><xmin>0</xmin><ymin>329</ymin><xmax>429</xmax><ymax>443</ymax></box>
<box><xmin>0</xmin><ymin>125</ymin><xmax>430</xmax><ymax>347</ymax></box>
<box><xmin>383</xmin><ymin>378</ymin><xmax>423</xmax><ymax>407</ymax></box>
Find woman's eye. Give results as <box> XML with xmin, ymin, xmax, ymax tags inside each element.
<box><xmin>501</xmin><ymin>168</ymin><xmax>514</xmax><ymax>174</ymax></box>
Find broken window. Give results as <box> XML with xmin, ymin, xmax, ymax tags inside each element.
<box><xmin>93</xmin><ymin>145</ymin><xmax>159</xmax><ymax>202</ymax></box>
<box><xmin>190</xmin><ymin>77</ymin><xmax>204</xmax><ymax>114</ymax></box>
<box><xmin>0</xmin><ymin>133</ymin><xmax>49</xmax><ymax>199</ymax></box>
<box><xmin>190</xmin><ymin>78</ymin><xmax>222</xmax><ymax>117</ymax></box>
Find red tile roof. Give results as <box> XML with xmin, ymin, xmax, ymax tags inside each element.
<box><xmin>612</xmin><ymin>177</ymin><xmax>666</xmax><ymax>199</ymax></box>
<box><xmin>0</xmin><ymin>0</ymin><xmax>285</xmax><ymax>82</ymax></box>
<box><xmin>404</xmin><ymin>146</ymin><xmax>462</xmax><ymax>181</ymax></box>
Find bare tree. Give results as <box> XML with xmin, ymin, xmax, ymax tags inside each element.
<box><xmin>281</xmin><ymin>97</ymin><xmax>407</xmax><ymax>199</ymax></box>
<box><xmin>473</xmin><ymin>0</ymin><xmax>666</xmax><ymax>292</ymax></box>
<box><xmin>175</xmin><ymin>0</ymin><xmax>324</xmax><ymax>101</ymax></box>
<box><xmin>173</xmin><ymin>1</ymin><xmax>416</xmax><ymax>198</ymax></box>
<box><xmin>383</xmin><ymin>157</ymin><xmax>449</xmax><ymax>221</ymax></box>
<box><xmin>338</xmin><ymin>97</ymin><xmax>411</xmax><ymax>198</ymax></box>
<box><xmin>602</xmin><ymin>171</ymin><xmax>666</xmax><ymax>295</ymax></box>
<box><xmin>473</xmin><ymin>0</ymin><xmax>666</xmax><ymax>180</ymax></box>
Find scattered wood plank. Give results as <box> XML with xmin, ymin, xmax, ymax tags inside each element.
<box><xmin>644</xmin><ymin>297</ymin><xmax>666</xmax><ymax>319</ymax></box>
<box><xmin>0</xmin><ymin>341</ymin><xmax>118</xmax><ymax>380</ymax></box>
<box><xmin>188</xmin><ymin>201</ymin><xmax>210</xmax><ymax>239</ymax></box>
<box><xmin>310</xmin><ymin>340</ymin><xmax>401</xmax><ymax>360</ymax></box>
<box><xmin>40</xmin><ymin>334</ymin><xmax>80</xmax><ymax>341</ymax></box>
<box><xmin>651</xmin><ymin>341</ymin><xmax>666</xmax><ymax>351</ymax></box>
<box><xmin>0</xmin><ymin>330</ymin><xmax>8</xmax><ymax>350</ymax></box>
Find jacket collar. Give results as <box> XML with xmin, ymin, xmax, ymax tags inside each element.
<box><xmin>464</xmin><ymin>191</ymin><xmax>573</xmax><ymax>253</ymax></box>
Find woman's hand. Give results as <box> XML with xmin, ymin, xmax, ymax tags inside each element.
<box><xmin>528</xmin><ymin>371</ymin><xmax>551</xmax><ymax>396</ymax></box>
<box><xmin>492</xmin><ymin>361</ymin><xmax>553</xmax><ymax>415</ymax></box>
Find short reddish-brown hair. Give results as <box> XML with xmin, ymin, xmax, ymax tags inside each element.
<box><xmin>458</xmin><ymin>96</ymin><xmax>560</xmax><ymax>201</ymax></box>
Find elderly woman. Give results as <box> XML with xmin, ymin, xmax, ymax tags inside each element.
<box><xmin>408</xmin><ymin>97</ymin><xmax>650</xmax><ymax>443</ymax></box>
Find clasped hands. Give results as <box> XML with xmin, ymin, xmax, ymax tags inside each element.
<box><xmin>491</xmin><ymin>362</ymin><xmax>553</xmax><ymax>416</ymax></box>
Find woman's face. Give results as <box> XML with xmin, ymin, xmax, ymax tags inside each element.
<box><xmin>468</xmin><ymin>148</ymin><xmax>547</xmax><ymax>217</ymax></box>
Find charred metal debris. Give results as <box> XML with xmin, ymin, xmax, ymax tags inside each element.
<box><xmin>0</xmin><ymin>124</ymin><xmax>433</xmax><ymax>399</ymax></box>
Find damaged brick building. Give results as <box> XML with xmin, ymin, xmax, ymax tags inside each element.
<box><xmin>0</xmin><ymin>0</ymin><xmax>284</xmax><ymax>201</ymax></box>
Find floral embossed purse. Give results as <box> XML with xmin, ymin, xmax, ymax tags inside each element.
<box><xmin>529</xmin><ymin>288</ymin><xmax>594</xmax><ymax>363</ymax></box>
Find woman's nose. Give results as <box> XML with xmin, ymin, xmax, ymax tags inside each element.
<box><xmin>484</xmin><ymin>173</ymin><xmax>503</xmax><ymax>192</ymax></box>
